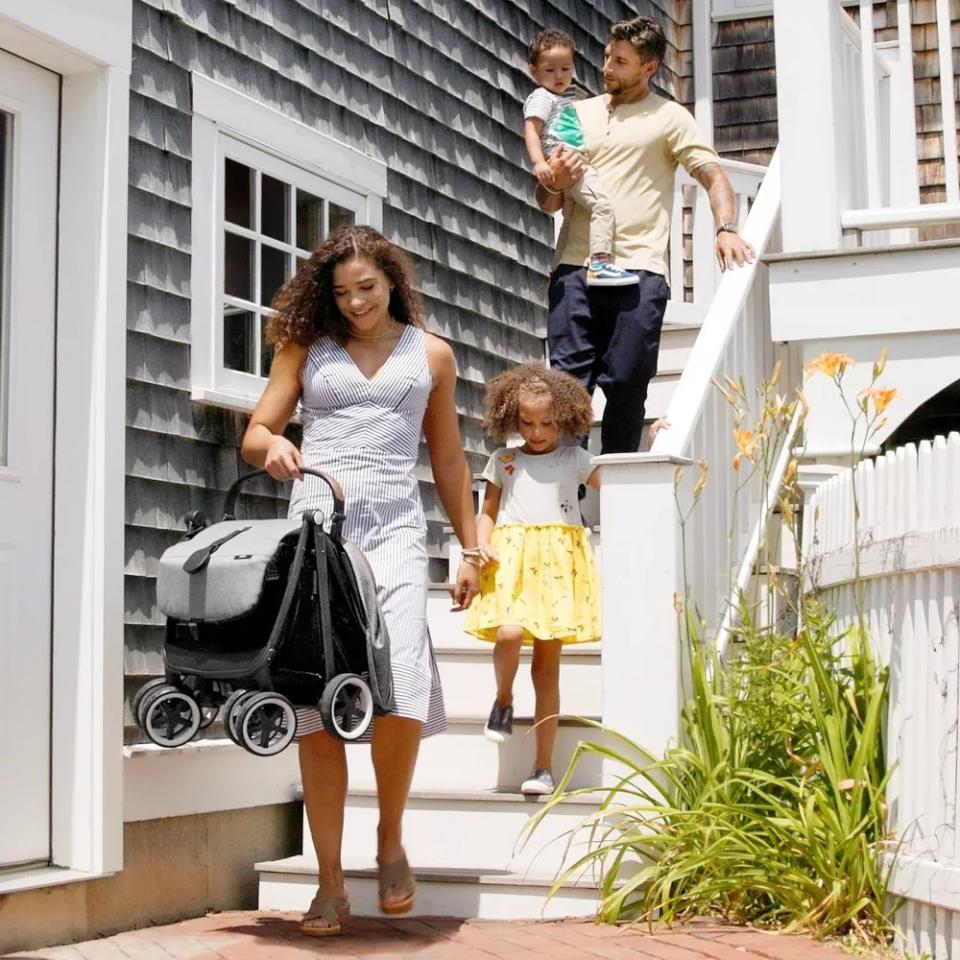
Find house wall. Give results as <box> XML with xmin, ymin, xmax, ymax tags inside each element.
<box><xmin>0</xmin><ymin>804</ymin><xmax>300</xmax><ymax>954</ymax></box>
<box><xmin>122</xmin><ymin>0</ymin><xmax>686</xmax><ymax>738</ymax></box>
<box><xmin>712</xmin><ymin>15</ymin><xmax>777</xmax><ymax>164</ymax></box>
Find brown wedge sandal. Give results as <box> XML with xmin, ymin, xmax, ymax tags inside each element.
<box><xmin>377</xmin><ymin>853</ymin><xmax>416</xmax><ymax>915</ymax></box>
<box><xmin>299</xmin><ymin>891</ymin><xmax>350</xmax><ymax>937</ymax></box>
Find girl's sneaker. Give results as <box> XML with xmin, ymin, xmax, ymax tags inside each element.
<box><xmin>520</xmin><ymin>768</ymin><xmax>556</xmax><ymax>795</ymax></box>
<box><xmin>586</xmin><ymin>259</ymin><xmax>639</xmax><ymax>287</ymax></box>
<box><xmin>483</xmin><ymin>701</ymin><xmax>513</xmax><ymax>743</ymax></box>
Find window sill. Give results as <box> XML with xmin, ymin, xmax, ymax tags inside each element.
<box><xmin>191</xmin><ymin>386</ymin><xmax>302</xmax><ymax>424</ymax></box>
<box><xmin>191</xmin><ymin>386</ymin><xmax>261</xmax><ymax>414</ymax></box>
<box><xmin>0</xmin><ymin>864</ymin><xmax>113</xmax><ymax>895</ymax></box>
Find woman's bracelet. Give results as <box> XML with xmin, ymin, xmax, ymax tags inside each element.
<box><xmin>460</xmin><ymin>546</ymin><xmax>494</xmax><ymax>568</ymax></box>
<box><xmin>541</xmin><ymin>185</ymin><xmax>562</xmax><ymax>196</ymax></box>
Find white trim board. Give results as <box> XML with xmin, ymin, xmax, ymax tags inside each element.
<box><xmin>0</xmin><ymin>1</ymin><xmax>130</xmax><ymax>892</ymax></box>
<box><xmin>768</xmin><ymin>242</ymin><xmax>960</xmax><ymax>341</ymax></box>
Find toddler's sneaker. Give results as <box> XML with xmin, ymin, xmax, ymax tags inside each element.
<box><xmin>521</xmin><ymin>768</ymin><xmax>556</xmax><ymax>796</ymax></box>
<box><xmin>483</xmin><ymin>700</ymin><xmax>513</xmax><ymax>743</ymax></box>
<box><xmin>586</xmin><ymin>258</ymin><xmax>639</xmax><ymax>287</ymax></box>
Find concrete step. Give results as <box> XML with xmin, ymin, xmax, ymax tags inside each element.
<box><xmin>326</xmin><ymin>787</ymin><xmax>606</xmax><ymax>877</ymax></box>
<box><xmin>345</xmin><ymin>714</ymin><xmax>605</xmax><ymax>793</ymax></box>
<box><xmin>257</xmin><ymin>854</ymin><xmax>602</xmax><ymax>919</ymax></box>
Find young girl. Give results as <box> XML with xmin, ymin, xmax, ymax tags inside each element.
<box><xmin>465</xmin><ymin>363</ymin><xmax>600</xmax><ymax>795</ymax></box>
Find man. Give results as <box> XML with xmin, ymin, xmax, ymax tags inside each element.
<box><xmin>538</xmin><ymin>16</ymin><xmax>755</xmax><ymax>454</ymax></box>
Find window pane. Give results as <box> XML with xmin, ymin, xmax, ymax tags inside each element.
<box><xmin>260</xmin><ymin>321</ymin><xmax>274</xmax><ymax>378</ymax></box>
<box><xmin>224</xmin><ymin>159</ymin><xmax>252</xmax><ymax>228</ymax></box>
<box><xmin>328</xmin><ymin>202</ymin><xmax>355</xmax><ymax>236</ymax></box>
<box><xmin>224</xmin><ymin>232</ymin><xmax>253</xmax><ymax>301</ymax></box>
<box><xmin>261</xmin><ymin>174</ymin><xmax>289</xmax><ymax>242</ymax></box>
<box><xmin>260</xmin><ymin>245</ymin><xmax>288</xmax><ymax>307</ymax></box>
<box><xmin>223</xmin><ymin>306</ymin><xmax>255</xmax><ymax>373</ymax></box>
<box><xmin>0</xmin><ymin>112</ymin><xmax>11</xmax><ymax>465</ymax></box>
<box><xmin>296</xmin><ymin>190</ymin><xmax>323</xmax><ymax>250</ymax></box>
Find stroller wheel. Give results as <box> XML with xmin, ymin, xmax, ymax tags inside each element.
<box><xmin>320</xmin><ymin>674</ymin><xmax>374</xmax><ymax>742</ymax></box>
<box><xmin>223</xmin><ymin>688</ymin><xmax>256</xmax><ymax>745</ymax></box>
<box><xmin>133</xmin><ymin>678</ymin><xmax>174</xmax><ymax>730</ymax></box>
<box><xmin>238</xmin><ymin>692</ymin><xmax>297</xmax><ymax>756</ymax></box>
<box><xmin>198</xmin><ymin>703</ymin><xmax>219</xmax><ymax>730</ymax></box>
<box><xmin>142</xmin><ymin>690</ymin><xmax>201</xmax><ymax>748</ymax></box>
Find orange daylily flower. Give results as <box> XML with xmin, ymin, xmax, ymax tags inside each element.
<box><xmin>858</xmin><ymin>386</ymin><xmax>897</xmax><ymax>414</ymax></box>
<box><xmin>803</xmin><ymin>352</ymin><xmax>855</xmax><ymax>379</ymax></box>
<box><xmin>733</xmin><ymin>428</ymin><xmax>761</xmax><ymax>458</ymax></box>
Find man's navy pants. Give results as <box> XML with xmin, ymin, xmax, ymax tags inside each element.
<box><xmin>547</xmin><ymin>265</ymin><xmax>669</xmax><ymax>454</ymax></box>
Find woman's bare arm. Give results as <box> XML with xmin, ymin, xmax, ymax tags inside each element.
<box><xmin>240</xmin><ymin>342</ymin><xmax>308</xmax><ymax>479</ymax></box>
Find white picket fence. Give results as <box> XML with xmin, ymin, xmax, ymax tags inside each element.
<box><xmin>804</xmin><ymin>434</ymin><xmax>960</xmax><ymax>958</ymax></box>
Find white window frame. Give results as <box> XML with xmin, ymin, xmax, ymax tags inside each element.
<box><xmin>190</xmin><ymin>74</ymin><xmax>387</xmax><ymax>412</ymax></box>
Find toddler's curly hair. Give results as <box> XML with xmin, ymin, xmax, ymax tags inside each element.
<box><xmin>483</xmin><ymin>363</ymin><xmax>593</xmax><ymax>442</ymax></box>
<box><xmin>528</xmin><ymin>29</ymin><xmax>576</xmax><ymax>66</ymax></box>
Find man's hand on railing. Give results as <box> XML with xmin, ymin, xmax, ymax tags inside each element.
<box><xmin>716</xmin><ymin>230</ymin><xmax>756</xmax><ymax>272</ymax></box>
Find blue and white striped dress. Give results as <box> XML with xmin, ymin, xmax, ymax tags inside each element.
<box><xmin>288</xmin><ymin>324</ymin><xmax>446</xmax><ymax>739</ymax></box>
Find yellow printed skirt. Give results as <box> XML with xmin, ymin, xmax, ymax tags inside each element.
<box><xmin>465</xmin><ymin>523</ymin><xmax>600</xmax><ymax>645</ymax></box>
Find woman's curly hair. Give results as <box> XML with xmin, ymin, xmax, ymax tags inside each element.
<box><xmin>483</xmin><ymin>362</ymin><xmax>593</xmax><ymax>442</ymax></box>
<box><xmin>266</xmin><ymin>225</ymin><xmax>425</xmax><ymax>346</ymax></box>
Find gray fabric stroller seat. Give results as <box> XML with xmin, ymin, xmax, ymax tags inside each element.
<box><xmin>133</xmin><ymin>468</ymin><xmax>394</xmax><ymax>755</ymax></box>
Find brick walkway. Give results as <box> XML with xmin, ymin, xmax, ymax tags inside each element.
<box><xmin>4</xmin><ymin>912</ymin><xmax>855</xmax><ymax>960</ymax></box>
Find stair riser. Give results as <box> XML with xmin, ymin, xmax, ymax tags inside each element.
<box><xmin>344</xmin><ymin>722</ymin><xmax>605</xmax><ymax>792</ymax></box>
<box><xmin>318</xmin><ymin>797</ymin><xmax>602</xmax><ymax>876</ymax></box>
<box><xmin>259</xmin><ymin>871</ymin><xmax>600</xmax><ymax>919</ymax></box>
<box><xmin>434</xmin><ymin>653</ymin><xmax>601</xmax><ymax>718</ymax></box>
<box><xmin>591</xmin><ymin>376</ymin><xmax>676</xmax><ymax>423</ymax></box>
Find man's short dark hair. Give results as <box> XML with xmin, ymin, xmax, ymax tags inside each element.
<box><xmin>528</xmin><ymin>29</ymin><xmax>576</xmax><ymax>67</ymax></box>
<box><xmin>609</xmin><ymin>16</ymin><xmax>667</xmax><ymax>66</ymax></box>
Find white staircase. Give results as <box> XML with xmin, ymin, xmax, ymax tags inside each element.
<box><xmin>255</xmin><ymin>159</ymin><xmax>768</xmax><ymax>919</ymax></box>
<box><xmin>256</xmin><ymin>586</ymin><xmax>608</xmax><ymax>919</ymax></box>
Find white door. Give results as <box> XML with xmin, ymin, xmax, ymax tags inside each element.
<box><xmin>0</xmin><ymin>50</ymin><xmax>59</xmax><ymax>869</ymax></box>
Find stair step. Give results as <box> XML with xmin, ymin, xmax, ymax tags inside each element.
<box><xmin>346</xmin><ymin>714</ymin><xmax>606</xmax><ymax>792</ymax></box>
<box><xmin>321</xmin><ymin>787</ymin><xmax>608</xmax><ymax>877</ymax></box>
<box><xmin>257</xmin><ymin>854</ymin><xmax>602</xmax><ymax>919</ymax></box>
<box><xmin>433</xmin><ymin>648</ymin><xmax>601</xmax><ymax>717</ymax></box>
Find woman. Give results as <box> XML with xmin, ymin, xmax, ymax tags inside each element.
<box><xmin>241</xmin><ymin>226</ymin><xmax>480</xmax><ymax>936</ymax></box>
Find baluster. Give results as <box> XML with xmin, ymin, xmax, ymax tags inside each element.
<box><xmin>935</xmin><ymin>0</ymin><xmax>960</xmax><ymax>204</ymax></box>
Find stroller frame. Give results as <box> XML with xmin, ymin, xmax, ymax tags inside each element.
<box><xmin>134</xmin><ymin>468</ymin><xmax>387</xmax><ymax>755</ymax></box>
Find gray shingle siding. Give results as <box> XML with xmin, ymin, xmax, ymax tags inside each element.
<box><xmin>124</xmin><ymin>0</ymin><xmax>684</xmax><ymax>734</ymax></box>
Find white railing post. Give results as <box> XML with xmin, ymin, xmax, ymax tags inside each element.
<box><xmin>597</xmin><ymin>455</ymin><xmax>690</xmax><ymax>768</ymax></box>
<box><xmin>773</xmin><ymin>0</ymin><xmax>846</xmax><ymax>250</ymax></box>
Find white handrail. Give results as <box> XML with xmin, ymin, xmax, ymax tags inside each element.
<box><xmin>653</xmin><ymin>149</ymin><xmax>782</xmax><ymax>458</ymax></box>
<box><xmin>714</xmin><ymin>406</ymin><xmax>802</xmax><ymax>659</ymax></box>
<box><xmin>842</xmin><ymin>202</ymin><xmax>960</xmax><ymax>232</ymax></box>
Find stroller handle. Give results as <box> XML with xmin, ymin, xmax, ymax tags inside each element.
<box><xmin>221</xmin><ymin>468</ymin><xmax>346</xmax><ymax>537</ymax></box>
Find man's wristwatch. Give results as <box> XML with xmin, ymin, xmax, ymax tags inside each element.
<box><xmin>716</xmin><ymin>222</ymin><xmax>738</xmax><ymax>235</ymax></box>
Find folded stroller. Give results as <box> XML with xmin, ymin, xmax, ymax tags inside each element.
<box><xmin>133</xmin><ymin>468</ymin><xmax>394</xmax><ymax>756</ymax></box>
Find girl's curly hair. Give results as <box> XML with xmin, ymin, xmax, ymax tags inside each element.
<box><xmin>483</xmin><ymin>362</ymin><xmax>593</xmax><ymax>442</ymax></box>
<box><xmin>266</xmin><ymin>225</ymin><xmax>425</xmax><ymax>346</ymax></box>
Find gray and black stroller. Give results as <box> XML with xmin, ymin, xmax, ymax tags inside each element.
<box><xmin>132</xmin><ymin>468</ymin><xmax>394</xmax><ymax>755</ymax></box>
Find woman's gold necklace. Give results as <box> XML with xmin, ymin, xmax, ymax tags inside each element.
<box><xmin>348</xmin><ymin>324</ymin><xmax>402</xmax><ymax>341</ymax></box>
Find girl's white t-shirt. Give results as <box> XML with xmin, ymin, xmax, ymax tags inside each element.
<box><xmin>481</xmin><ymin>445</ymin><xmax>595</xmax><ymax>525</ymax></box>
